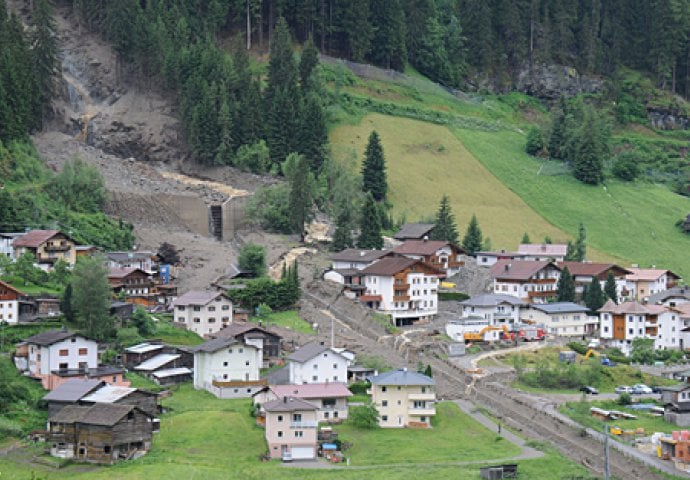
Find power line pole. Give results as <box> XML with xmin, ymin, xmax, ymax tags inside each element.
<box><xmin>604</xmin><ymin>421</ymin><xmax>610</xmax><ymax>480</ymax></box>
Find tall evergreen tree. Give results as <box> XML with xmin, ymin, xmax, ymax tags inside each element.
<box><xmin>299</xmin><ymin>93</ymin><xmax>328</xmax><ymax>174</ymax></box>
<box><xmin>341</xmin><ymin>0</ymin><xmax>372</xmax><ymax>62</ymax></box>
<box><xmin>299</xmin><ymin>36</ymin><xmax>319</xmax><ymax>90</ymax></box>
<box><xmin>361</xmin><ymin>131</ymin><xmax>387</xmax><ymax>202</ymax></box>
<box><xmin>332</xmin><ymin>208</ymin><xmax>355</xmax><ymax>251</ymax></box>
<box><xmin>288</xmin><ymin>154</ymin><xmax>313</xmax><ymax>241</ymax></box>
<box><xmin>585</xmin><ymin>277</ymin><xmax>605</xmax><ymax>312</ymax></box>
<box><xmin>574</xmin><ymin>223</ymin><xmax>587</xmax><ymax>262</ymax></box>
<box><xmin>357</xmin><ymin>194</ymin><xmax>384</xmax><ymax>249</ymax></box>
<box><xmin>604</xmin><ymin>271</ymin><xmax>618</xmax><ymax>304</ymax></box>
<box><xmin>32</xmin><ymin>0</ymin><xmax>59</xmax><ymax>123</ymax></box>
<box><xmin>462</xmin><ymin>214</ymin><xmax>483</xmax><ymax>255</ymax></box>
<box><xmin>573</xmin><ymin>107</ymin><xmax>608</xmax><ymax>185</ymax></box>
<box><xmin>369</xmin><ymin>0</ymin><xmax>407</xmax><ymax>70</ymax></box>
<box><xmin>557</xmin><ymin>266</ymin><xmax>576</xmax><ymax>302</ymax></box>
<box><xmin>430</xmin><ymin>194</ymin><xmax>458</xmax><ymax>244</ymax></box>
<box><xmin>521</xmin><ymin>232</ymin><xmax>531</xmax><ymax>244</ymax></box>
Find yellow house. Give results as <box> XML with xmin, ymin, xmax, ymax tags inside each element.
<box><xmin>12</xmin><ymin>230</ymin><xmax>77</xmax><ymax>269</ymax></box>
<box><xmin>368</xmin><ymin>368</ymin><xmax>436</xmax><ymax>428</ymax></box>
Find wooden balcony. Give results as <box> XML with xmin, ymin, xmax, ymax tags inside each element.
<box><xmin>533</xmin><ymin>278</ymin><xmax>556</xmax><ymax>284</ymax></box>
<box><xmin>393</xmin><ymin>283</ymin><xmax>410</xmax><ymax>290</ymax></box>
<box><xmin>44</xmin><ymin>244</ymin><xmax>71</xmax><ymax>252</ymax></box>
<box><xmin>393</xmin><ymin>295</ymin><xmax>410</xmax><ymax>302</ymax></box>
<box><xmin>527</xmin><ymin>290</ymin><xmax>556</xmax><ymax>298</ymax></box>
<box><xmin>448</xmin><ymin>261</ymin><xmax>465</xmax><ymax>268</ymax></box>
<box><xmin>211</xmin><ymin>379</ymin><xmax>267</xmax><ymax>388</ymax></box>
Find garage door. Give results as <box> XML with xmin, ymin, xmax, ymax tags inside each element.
<box><xmin>291</xmin><ymin>447</ymin><xmax>315</xmax><ymax>460</ymax></box>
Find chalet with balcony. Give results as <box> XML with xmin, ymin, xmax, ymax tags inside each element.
<box><xmin>211</xmin><ymin>323</ymin><xmax>282</xmax><ymax>366</ymax></box>
<box><xmin>12</xmin><ymin>230</ymin><xmax>77</xmax><ymax>269</ymax></box>
<box><xmin>649</xmin><ymin>287</ymin><xmax>690</xmax><ymax>307</ymax></box>
<box><xmin>47</xmin><ymin>404</ymin><xmax>153</xmax><ymax>464</ymax></box>
<box><xmin>393</xmin><ymin>223</ymin><xmax>435</xmax><ymax>241</ymax></box>
<box><xmin>360</xmin><ymin>257</ymin><xmax>441</xmax><ymax>327</ymax></box>
<box><xmin>263</xmin><ymin>397</ymin><xmax>319</xmax><ymax>460</ymax></box>
<box><xmin>517</xmin><ymin>243</ymin><xmax>568</xmax><ymax>262</ymax></box>
<box><xmin>490</xmin><ymin>260</ymin><xmax>561</xmax><ymax>303</ymax></box>
<box><xmin>557</xmin><ymin>261</ymin><xmax>631</xmax><ymax>301</ymax></box>
<box><xmin>623</xmin><ymin>267</ymin><xmax>682</xmax><ymax>302</ymax></box>
<box><xmin>521</xmin><ymin>302</ymin><xmax>595</xmax><ymax>337</ymax></box>
<box><xmin>107</xmin><ymin>268</ymin><xmax>155</xmax><ymax>307</ymax></box>
<box><xmin>325</xmin><ymin>249</ymin><xmax>394</xmax><ymax>298</ymax></box>
<box><xmin>254</xmin><ymin>383</ymin><xmax>352</xmax><ymax>423</ymax></box>
<box><xmin>368</xmin><ymin>369</ymin><xmax>436</xmax><ymax>428</ymax></box>
<box><xmin>0</xmin><ymin>279</ymin><xmax>26</xmax><ymax>324</ymax></box>
<box><xmin>393</xmin><ymin>239</ymin><xmax>466</xmax><ymax>277</ymax></box>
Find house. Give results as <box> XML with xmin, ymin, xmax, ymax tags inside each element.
<box><xmin>623</xmin><ymin>267</ymin><xmax>682</xmax><ymax>302</ymax></box>
<box><xmin>0</xmin><ymin>279</ymin><xmax>26</xmax><ymax>324</ymax></box>
<box><xmin>18</xmin><ymin>329</ymin><xmax>129</xmax><ymax>390</ymax></box>
<box><xmin>12</xmin><ymin>229</ymin><xmax>77</xmax><ymax>269</ymax></box>
<box><xmin>393</xmin><ymin>223</ymin><xmax>435</xmax><ymax>241</ymax></box>
<box><xmin>368</xmin><ymin>369</ymin><xmax>436</xmax><ymax>428</ymax></box>
<box><xmin>43</xmin><ymin>379</ymin><xmax>105</xmax><ymax>417</ymax></box>
<box><xmin>75</xmin><ymin>245</ymin><xmax>99</xmax><ymax>259</ymax></box>
<box><xmin>521</xmin><ymin>302</ymin><xmax>596</xmax><ymax>337</ymax></box>
<box><xmin>490</xmin><ymin>260</ymin><xmax>561</xmax><ymax>303</ymax></box>
<box><xmin>133</xmin><ymin>352</ymin><xmax>193</xmax><ymax>385</ymax></box>
<box><xmin>254</xmin><ymin>383</ymin><xmax>352</xmax><ymax>423</ymax></box>
<box><xmin>393</xmin><ymin>239</ymin><xmax>466</xmax><ymax>277</ymax></box>
<box><xmin>458</xmin><ymin>294</ymin><xmax>524</xmax><ymax>341</ymax></box>
<box><xmin>599</xmin><ymin>300</ymin><xmax>680</xmax><ymax>355</ymax></box>
<box><xmin>191</xmin><ymin>337</ymin><xmax>263</xmax><ymax>398</ymax></box>
<box><xmin>107</xmin><ymin>251</ymin><xmax>156</xmax><ymax>274</ymax></box>
<box><xmin>329</xmin><ymin>248</ymin><xmax>392</xmax><ymax>271</ymax></box>
<box><xmin>517</xmin><ymin>243</ymin><xmax>568</xmax><ymax>262</ymax></box>
<box><xmin>660</xmin><ymin>384</ymin><xmax>690</xmax><ymax>427</ymax></box>
<box><xmin>557</xmin><ymin>262</ymin><xmax>631</xmax><ymax>300</ymax></box>
<box><xmin>110</xmin><ymin>301</ymin><xmax>134</xmax><ymax>322</ymax></box>
<box><xmin>123</xmin><ymin>342</ymin><xmax>165</xmax><ymax>370</ymax></box>
<box><xmin>47</xmin><ymin>404</ymin><xmax>153</xmax><ymax>464</ymax></box>
<box><xmin>107</xmin><ymin>268</ymin><xmax>156</xmax><ymax>307</ymax></box>
<box><xmin>0</xmin><ymin>232</ymin><xmax>23</xmax><ymax>260</ymax></box>
<box><xmin>212</xmin><ymin>323</ymin><xmax>282</xmax><ymax>366</ymax></box>
<box><xmin>287</xmin><ymin>342</ymin><xmax>349</xmax><ymax>385</ymax></box>
<box><xmin>17</xmin><ymin>297</ymin><xmax>61</xmax><ymax>323</ymax></box>
<box><xmin>263</xmin><ymin>397</ymin><xmax>319</xmax><ymax>460</ymax></box>
<box><xmin>648</xmin><ymin>287</ymin><xmax>690</xmax><ymax>307</ymax></box>
<box><xmin>172</xmin><ymin>290</ymin><xmax>233</xmax><ymax>336</ymax></box>
<box><xmin>348</xmin><ymin>365</ymin><xmax>378</xmax><ymax>383</ymax></box>
<box><xmin>475</xmin><ymin>250</ymin><xmax>524</xmax><ymax>267</ymax></box>
<box><xmin>360</xmin><ymin>257</ymin><xmax>441</xmax><ymax>327</ymax></box>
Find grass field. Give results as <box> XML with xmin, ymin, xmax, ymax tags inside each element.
<box><xmin>561</xmin><ymin>399</ymin><xmax>674</xmax><ymax>437</ymax></box>
<box><xmin>253</xmin><ymin>310</ymin><xmax>315</xmax><ymax>334</ymax></box>
<box><xmin>0</xmin><ymin>384</ymin><xmax>592</xmax><ymax>480</ymax></box>
<box><xmin>153</xmin><ymin>318</ymin><xmax>204</xmax><ymax>346</ymax></box>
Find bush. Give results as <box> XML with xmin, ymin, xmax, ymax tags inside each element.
<box><xmin>617</xmin><ymin>392</ymin><xmax>632</xmax><ymax>405</ymax></box>
<box><xmin>349</xmin><ymin>404</ymin><xmax>379</xmax><ymax>429</ymax></box>
<box><xmin>238</xmin><ymin>243</ymin><xmax>266</xmax><ymax>277</ymax></box>
<box><xmin>525</xmin><ymin>127</ymin><xmax>545</xmax><ymax>156</ymax></box>
<box><xmin>245</xmin><ymin>185</ymin><xmax>292</xmax><ymax>234</ymax></box>
<box><xmin>234</xmin><ymin>141</ymin><xmax>270</xmax><ymax>173</ymax></box>
<box><xmin>47</xmin><ymin>157</ymin><xmax>106</xmax><ymax>213</ymax></box>
<box><xmin>611</xmin><ymin>151</ymin><xmax>640</xmax><ymax>181</ymax></box>
<box><xmin>438</xmin><ymin>291</ymin><xmax>470</xmax><ymax>301</ymax></box>
<box><xmin>349</xmin><ymin>381</ymin><xmax>369</xmax><ymax>395</ymax></box>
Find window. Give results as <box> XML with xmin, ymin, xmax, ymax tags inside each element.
<box><xmin>397</xmin><ymin>400</ymin><xmax>401</xmax><ymax>405</ymax></box>
<box><xmin>295</xmin><ymin>431</ymin><xmax>303</xmax><ymax>438</ymax></box>
<box><xmin>208</xmin><ymin>306</ymin><xmax>216</xmax><ymax>312</ymax></box>
<box><xmin>312</xmin><ymin>376</ymin><xmax>318</xmax><ymax>381</ymax></box>
<box><xmin>334</xmin><ymin>411</ymin><xmax>338</xmax><ymax>418</ymax></box>
<box><xmin>104</xmin><ymin>446</ymin><xmax>111</xmax><ymax>454</ymax></box>
<box><xmin>333</xmin><ymin>363</ymin><xmax>338</xmax><ymax>369</ymax></box>
<box><xmin>629</xmin><ymin>328</ymin><xmax>633</xmax><ymax>334</ymax></box>
<box><xmin>112</xmin><ymin>376</ymin><xmax>117</xmax><ymax>382</ymax></box>
<box><xmin>223</xmin><ymin>361</ymin><xmax>228</xmax><ymax>367</ymax></box>
<box><xmin>413</xmin><ymin>401</ymin><xmax>425</xmax><ymax>408</ymax></box>
<box><xmin>245</xmin><ymin>361</ymin><xmax>250</xmax><ymax>366</ymax></box>
<box><xmin>59</xmin><ymin>363</ymin><xmax>68</xmax><ymax>370</ymax></box>
<box><xmin>314</xmin><ymin>364</ymin><xmax>318</xmax><ymax>369</ymax></box>
<box><xmin>193</xmin><ymin>306</ymin><xmax>201</xmax><ymax>311</ymax></box>
<box><xmin>239</xmin><ymin>348</ymin><xmax>243</xmax><ymax>353</ymax></box>
<box><xmin>71</xmin><ymin>338</ymin><xmax>76</xmax><ymax>343</ymax></box>
<box><xmin>208</xmin><ymin>318</ymin><xmax>216</xmax><ymax>323</ymax></box>
<box><xmin>604</xmin><ymin>326</ymin><xmax>609</xmax><ymax>333</ymax></box>
<box><xmin>78</xmin><ymin>348</ymin><xmax>88</xmax><ymax>356</ymax></box>
<box><xmin>420</xmin><ymin>416</ymin><xmax>427</xmax><ymax>422</ymax></box>
<box><xmin>228</xmin><ymin>349</ymin><xmax>233</xmax><ymax>353</ymax></box>
<box><xmin>278</xmin><ymin>415</ymin><xmax>283</xmax><ymax>422</ymax></box>
<box><xmin>382</xmin><ymin>415</ymin><xmax>388</xmax><ymax>421</ymax></box>
<box><xmin>381</xmin><ymin>386</ymin><xmax>387</xmax><ymax>393</ymax></box>
<box><xmin>277</xmin><ymin>431</ymin><xmax>283</xmax><ymax>438</ymax></box>
<box><xmin>193</xmin><ymin>318</ymin><xmax>201</xmax><ymax>323</ymax></box>
<box><xmin>324</xmin><ymin>412</ymin><xmax>329</xmax><ymax>419</ymax></box>
<box><xmin>333</xmin><ymin>376</ymin><xmax>338</xmax><ymax>381</ymax></box>
<box><xmin>322</xmin><ymin>398</ymin><xmax>336</xmax><ymax>408</ymax></box>
<box><xmin>222</xmin><ymin>317</ymin><xmax>230</xmax><ymax>322</ymax></box>
<box><xmin>293</xmin><ymin>414</ymin><xmax>302</xmax><ymax>422</ymax></box>
<box><xmin>382</xmin><ymin>400</ymin><xmax>388</xmax><ymax>407</ymax></box>
<box><xmin>223</xmin><ymin>374</ymin><xmax>228</xmax><ymax>379</ymax></box>
<box><xmin>178</xmin><ymin>317</ymin><xmax>185</xmax><ymax>323</ymax></box>
<box><xmin>222</xmin><ymin>305</ymin><xmax>230</xmax><ymax>311</ymax></box>
<box><xmin>59</xmin><ymin>349</ymin><xmax>68</xmax><ymax>357</ymax></box>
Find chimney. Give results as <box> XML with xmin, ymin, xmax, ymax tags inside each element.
<box><xmin>283</xmin><ymin>396</ymin><xmax>287</xmax><ymax>403</ymax></box>
<box><xmin>360</xmin><ymin>251</ymin><xmax>366</xmax><ymax>257</ymax></box>
<box><xmin>505</xmin><ymin>263</ymin><xmax>511</xmax><ymax>271</ymax></box>
<box><xmin>423</xmin><ymin>236</ymin><xmax>428</xmax><ymax>242</ymax></box>
<box><xmin>402</xmin><ymin>367</ymin><xmax>407</xmax><ymax>372</ymax></box>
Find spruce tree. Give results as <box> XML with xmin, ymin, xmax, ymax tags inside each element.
<box><xmin>521</xmin><ymin>232</ymin><xmax>531</xmax><ymax>244</ymax></box>
<box><xmin>430</xmin><ymin>194</ymin><xmax>459</xmax><ymax>244</ymax></box>
<box><xmin>369</xmin><ymin>0</ymin><xmax>407</xmax><ymax>70</ymax></box>
<box><xmin>288</xmin><ymin>154</ymin><xmax>312</xmax><ymax>241</ymax></box>
<box><xmin>462</xmin><ymin>214</ymin><xmax>483</xmax><ymax>255</ymax></box>
<box><xmin>604</xmin><ymin>271</ymin><xmax>618</xmax><ymax>304</ymax></box>
<box><xmin>557</xmin><ymin>266</ymin><xmax>576</xmax><ymax>302</ymax></box>
<box><xmin>361</xmin><ymin>131</ymin><xmax>387</xmax><ymax>202</ymax></box>
<box><xmin>299</xmin><ymin>36</ymin><xmax>319</xmax><ymax>90</ymax></box>
<box><xmin>574</xmin><ymin>223</ymin><xmax>587</xmax><ymax>262</ymax></box>
<box><xmin>573</xmin><ymin>107</ymin><xmax>607</xmax><ymax>185</ymax></box>
<box><xmin>564</xmin><ymin>240</ymin><xmax>577</xmax><ymax>261</ymax></box>
<box><xmin>332</xmin><ymin>208</ymin><xmax>354</xmax><ymax>251</ymax></box>
<box><xmin>299</xmin><ymin>93</ymin><xmax>327</xmax><ymax>174</ymax></box>
<box><xmin>357</xmin><ymin>194</ymin><xmax>383</xmax><ymax>249</ymax></box>
<box><xmin>32</xmin><ymin>0</ymin><xmax>59</xmax><ymax>123</ymax></box>
<box><xmin>585</xmin><ymin>277</ymin><xmax>605</xmax><ymax>312</ymax></box>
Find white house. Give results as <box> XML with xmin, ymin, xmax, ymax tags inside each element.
<box><xmin>107</xmin><ymin>251</ymin><xmax>156</xmax><ymax>274</ymax></box>
<box><xmin>490</xmin><ymin>260</ymin><xmax>561</xmax><ymax>303</ymax></box>
<box><xmin>287</xmin><ymin>342</ymin><xmax>349</xmax><ymax>385</ymax></box>
<box><xmin>475</xmin><ymin>250</ymin><xmax>524</xmax><ymax>268</ymax></box>
<box><xmin>0</xmin><ymin>233</ymin><xmax>23</xmax><ymax>261</ymax></box>
<box><xmin>517</xmin><ymin>243</ymin><xmax>568</xmax><ymax>262</ymax></box>
<box><xmin>648</xmin><ymin>287</ymin><xmax>690</xmax><ymax>308</ymax></box>
<box><xmin>448</xmin><ymin>294</ymin><xmax>524</xmax><ymax>342</ymax></box>
<box><xmin>393</xmin><ymin>239</ymin><xmax>466</xmax><ymax>277</ymax></box>
<box><xmin>172</xmin><ymin>290</ymin><xmax>233</xmax><ymax>336</ymax></box>
<box><xmin>0</xmin><ymin>280</ymin><xmax>26</xmax><ymax>325</ymax></box>
<box><xmin>191</xmin><ymin>337</ymin><xmax>262</xmax><ymax>398</ymax></box>
<box><xmin>329</xmin><ymin>248</ymin><xmax>392</xmax><ymax>271</ymax></box>
<box><xmin>360</xmin><ymin>257</ymin><xmax>441</xmax><ymax>327</ymax></box>
<box><xmin>254</xmin><ymin>383</ymin><xmax>352</xmax><ymax>423</ymax></box>
<box><xmin>623</xmin><ymin>267</ymin><xmax>681</xmax><ymax>302</ymax></box>
<box><xmin>521</xmin><ymin>302</ymin><xmax>596</xmax><ymax>337</ymax></box>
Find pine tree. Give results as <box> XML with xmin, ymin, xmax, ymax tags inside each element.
<box><xmin>332</xmin><ymin>208</ymin><xmax>354</xmax><ymax>251</ymax></box>
<box><xmin>215</xmin><ymin>94</ymin><xmax>235</xmax><ymax>165</ymax></box>
<box><xmin>525</xmin><ymin>127</ymin><xmax>544</xmax><ymax>155</ymax></box>
<box><xmin>361</xmin><ymin>131</ymin><xmax>387</xmax><ymax>202</ymax></box>
<box><xmin>430</xmin><ymin>195</ymin><xmax>459</xmax><ymax>244</ymax></box>
<box><xmin>288</xmin><ymin>154</ymin><xmax>313</xmax><ymax>241</ymax></box>
<box><xmin>32</xmin><ymin>0</ymin><xmax>59</xmax><ymax>123</ymax></box>
<box><xmin>462</xmin><ymin>214</ymin><xmax>483</xmax><ymax>255</ymax></box>
<box><xmin>521</xmin><ymin>232</ymin><xmax>531</xmax><ymax>244</ymax></box>
<box><xmin>585</xmin><ymin>277</ymin><xmax>605</xmax><ymax>312</ymax></box>
<box><xmin>604</xmin><ymin>271</ymin><xmax>618</xmax><ymax>304</ymax></box>
<box><xmin>299</xmin><ymin>93</ymin><xmax>328</xmax><ymax>174</ymax></box>
<box><xmin>60</xmin><ymin>282</ymin><xmax>74</xmax><ymax>323</ymax></box>
<box><xmin>548</xmin><ymin>99</ymin><xmax>568</xmax><ymax>159</ymax></box>
<box><xmin>369</xmin><ymin>0</ymin><xmax>407</xmax><ymax>70</ymax></box>
<box><xmin>299</xmin><ymin>36</ymin><xmax>319</xmax><ymax>90</ymax></box>
<box><xmin>341</xmin><ymin>0</ymin><xmax>372</xmax><ymax>62</ymax></box>
<box><xmin>557</xmin><ymin>266</ymin><xmax>576</xmax><ymax>302</ymax></box>
<box><xmin>357</xmin><ymin>194</ymin><xmax>384</xmax><ymax>249</ymax></box>
<box><xmin>574</xmin><ymin>223</ymin><xmax>587</xmax><ymax>262</ymax></box>
<box><xmin>573</xmin><ymin>106</ymin><xmax>608</xmax><ymax>185</ymax></box>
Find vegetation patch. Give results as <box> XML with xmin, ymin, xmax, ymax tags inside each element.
<box><xmin>252</xmin><ymin>310</ymin><xmax>314</xmax><ymax>335</ymax></box>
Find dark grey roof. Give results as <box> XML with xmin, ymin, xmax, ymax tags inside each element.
<box><xmin>212</xmin><ymin>323</ymin><xmax>281</xmax><ymax>341</ymax></box>
<box><xmin>172</xmin><ymin>290</ymin><xmax>224</xmax><ymax>307</ymax></box>
<box><xmin>106</xmin><ymin>251</ymin><xmax>155</xmax><ymax>263</ymax></box>
<box><xmin>263</xmin><ymin>397</ymin><xmax>319</xmax><ymax>412</ymax></box>
<box><xmin>648</xmin><ymin>287</ymin><xmax>690</xmax><ymax>305</ymax></box>
<box><xmin>393</xmin><ymin>223</ymin><xmax>435</xmax><ymax>240</ymax></box>
<box><xmin>42</xmin><ymin>379</ymin><xmax>104</xmax><ymax>403</ymax></box>
<box><xmin>49</xmin><ymin>403</ymin><xmax>147</xmax><ymax>426</ymax></box>
<box><xmin>330</xmin><ymin>248</ymin><xmax>391</xmax><ymax>263</ymax></box>
<box><xmin>368</xmin><ymin>369</ymin><xmax>435</xmax><ymax>386</ymax></box>
<box><xmin>264</xmin><ymin>365</ymin><xmax>290</xmax><ymax>385</ymax></box>
<box><xmin>24</xmin><ymin>330</ymin><xmax>83</xmax><ymax>346</ymax></box>
<box><xmin>529</xmin><ymin>302</ymin><xmax>590</xmax><ymax>314</ymax></box>
<box><xmin>190</xmin><ymin>337</ymin><xmax>239</xmax><ymax>353</ymax></box>
<box><xmin>288</xmin><ymin>342</ymin><xmax>346</xmax><ymax>363</ymax></box>
<box><xmin>461</xmin><ymin>294</ymin><xmax>525</xmax><ymax>308</ymax></box>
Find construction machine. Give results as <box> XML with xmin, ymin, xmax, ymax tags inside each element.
<box><xmin>463</xmin><ymin>324</ymin><xmax>509</xmax><ymax>342</ymax></box>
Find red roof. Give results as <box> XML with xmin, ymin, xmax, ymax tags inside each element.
<box><xmin>361</xmin><ymin>257</ymin><xmax>441</xmax><ymax>276</ymax></box>
<box><xmin>12</xmin><ymin>230</ymin><xmax>63</xmax><ymax>248</ymax></box>
<box><xmin>0</xmin><ymin>279</ymin><xmax>26</xmax><ymax>297</ymax></box>
<box><xmin>557</xmin><ymin>262</ymin><xmax>631</xmax><ymax>278</ymax></box>
<box><xmin>270</xmin><ymin>383</ymin><xmax>353</xmax><ymax>399</ymax></box>
<box><xmin>490</xmin><ymin>260</ymin><xmax>560</xmax><ymax>281</ymax></box>
<box><xmin>599</xmin><ymin>300</ymin><xmax>668</xmax><ymax>315</ymax></box>
<box><xmin>626</xmin><ymin>268</ymin><xmax>681</xmax><ymax>281</ymax></box>
<box><xmin>393</xmin><ymin>240</ymin><xmax>464</xmax><ymax>256</ymax></box>
<box><xmin>517</xmin><ymin>243</ymin><xmax>567</xmax><ymax>256</ymax></box>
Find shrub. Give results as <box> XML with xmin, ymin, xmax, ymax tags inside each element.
<box><xmin>349</xmin><ymin>404</ymin><xmax>379</xmax><ymax>429</ymax></box>
<box><xmin>238</xmin><ymin>243</ymin><xmax>266</xmax><ymax>277</ymax></box>
<box><xmin>438</xmin><ymin>291</ymin><xmax>470</xmax><ymax>301</ymax></box>
<box><xmin>234</xmin><ymin>141</ymin><xmax>270</xmax><ymax>173</ymax></box>
<box><xmin>349</xmin><ymin>381</ymin><xmax>369</xmax><ymax>395</ymax></box>
<box><xmin>525</xmin><ymin>127</ymin><xmax>545</xmax><ymax>156</ymax></box>
<box><xmin>617</xmin><ymin>392</ymin><xmax>632</xmax><ymax>405</ymax></box>
<box><xmin>611</xmin><ymin>151</ymin><xmax>641</xmax><ymax>181</ymax></box>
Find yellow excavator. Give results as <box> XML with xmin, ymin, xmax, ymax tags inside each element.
<box><xmin>584</xmin><ymin>348</ymin><xmax>615</xmax><ymax>366</ymax></box>
<box><xmin>463</xmin><ymin>324</ymin><xmax>510</xmax><ymax>342</ymax></box>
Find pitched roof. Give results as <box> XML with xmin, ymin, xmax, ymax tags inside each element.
<box><xmin>648</xmin><ymin>287</ymin><xmax>690</xmax><ymax>305</ymax></box>
<box><xmin>490</xmin><ymin>260</ymin><xmax>560</xmax><ymax>281</ymax></box>
<box><xmin>264</xmin><ymin>365</ymin><xmax>290</xmax><ymax>385</ymax></box>
<box><xmin>42</xmin><ymin>379</ymin><xmax>104</xmax><ymax>403</ymax></box>
<box><xmin>529</xmin><ymin>302</ymin><xmax>590</xmax><ymax>314</ymax></box>
<box><xmin>80</xmin><ymin>385</ymin><xmax>138</xmax><ymax>403</ymax></box>
<box><xmin>270</xmin><ymin>383</ymin><xmax>353</xmax><ymax>399</ymax></box>
<box><xmin>125</xmin><ymin>342</ymin><xmax>164</xmax><ymax>355</ymax></box>
<box><xmin>190</xmin><ymin>337</ymin><xmax>239</xmax><ymax>354</ymax></box>
<box><xmin>361</xmin><ymin>257</ymin><xmax>433</xmax><ymax>277</ymax></box>
<box><xmin>330</xmin><ymin>248</ymin><xmax>391</xmax><ymax>263</ymax></box>
<box><xmin>134</xmin><ymin>353</ymin><xmax>180</xmax><ymax>371</ymax></box>
<box><xmin>393</xmin><ymin>223</ymin><xmax>435</xmax><ymax>240</ymax></box>
<box><xmin>49</xmin><ymin>403</ymin><xmax>146</xmax><ymax>426</ymax></box>
<box><xmin>106</xmin><ymin>251</ymin><xmax>155</xmax><ymax>263</ymax></box>
<box><xmin>517</xmin><ymin>244</ymin><xmax>568</xmax><ymax>256</ymax></box>
<box><xmin>172</xmin><ymin>290</ymin><xmax>224</xmax><ymax>307</ymax></box>
<box><xmin>23</xmin><ymin>329</ymin><xmax>86</xmax><ymax>346</ymax></box>
<box><xmin>212</xmin><ymin>323</ymin><xmax>281</xmax><ymax>340</ymax></box>
<box><xmin>460</xmin><ymin>294</ymin><xmax>525</xmax><ymax>307</ymax></box>
<box><xmin>107</xmin><ymin>267</ymin><xmax>149</xmax><ymax>279</ymax></box>
<box><xmin>288</xmin><ymin>342</ymin><xmax>346</xmax><ymax>363</ymax></box>
<box><xmin>152</xmin><ymin>367</ymin><xmax>192</xmax><ymax>378</ymax></box>
<box><xmin>626</xmin><ymin>267</ymin><xmax>678</xmax><ymax>281</ymax></box>
<box><xmin>12</xmin><ymin>230</ymin><xmax>64</xmax><ymax>248</ymax></box>
<box><xmin>368</xmin><ymin>369</ymin><xmax>435</xmax><ymax>386</ymax></box>
<box><xmin>0</xmin><ymin>279</ymin><xmax>26</xmax><ymax>297</ymax></box>
<box><xmin>598</xmin><ymin>300</ymin><xmax>668</xmax><ymax>315</ymax></box>
<box><xmin>263</xmin><ymin>397</ymin><xmax>319</xmax><ymax>412</ymax></box>
<box><xmin>557</xmin><ymin>261</ymin><xmax>632</xmax><ymax>278</ymax></box>
<box><xmin>393</xmin><ymin>239</ymin><xmax>463</xmax><ymax>256</ymax></box>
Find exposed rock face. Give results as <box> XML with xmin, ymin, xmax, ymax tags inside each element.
<box><xmin>647</xmin><ymin>107</ymin><xmax>689</xmax><ymax>130</ymax></box>
<box><xmin>515</xmin><ymin>64</ymin><xmax>605</xmax><ymax>100</ymax></box>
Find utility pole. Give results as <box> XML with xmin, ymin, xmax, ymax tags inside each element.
<box><xmin>603</xmin><ymin>420</ymin><xmax>610</xmax><ymax>480</ymax></box>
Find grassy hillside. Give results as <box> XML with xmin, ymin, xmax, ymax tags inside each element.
<box><xmin>331</xmin><ymin>113</ymin><xmax>615</xmax><ymax>262</ymax></box>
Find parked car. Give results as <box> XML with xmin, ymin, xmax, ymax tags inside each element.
<box><xmin>651</xmin><ymin>385</ymin><xmax>664</xmax><ymax>393</ymax></box>
<box><xmin>615</xmin><ymin>386</ymin><xmax>633</xmax><ymax>394</ymax></box>
<box><xmin>631</xmin><ymin>384</ymin><xmax>653</xmax><ymax>394</ymax></box>
<box><xmin>580</xmin><ymin>386</ymin><xmax>599</xmax><ymax>394</ymax></box>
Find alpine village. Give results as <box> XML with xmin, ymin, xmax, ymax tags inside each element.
<box><xmin>1</xmin><ymin>0</ymin><xmax>690</xmax><ymax>479</ymax></box>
